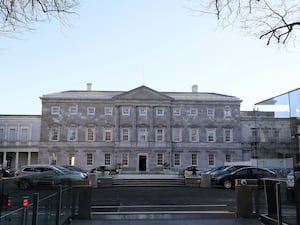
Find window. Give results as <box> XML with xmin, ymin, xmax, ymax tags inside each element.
<box><xmin>172</xmin><ymin>128</ymin><xmax>182</xmax><ymax>142</ymax></box>
<box><xmin>121</xmin><ymin>128</ymin><xmax>130</xmax><ymax>141</ymax></box>
<box><xmin>189</xmin><ymin>108</ymin><xmax>198</xmax><ymax>116</ymax></box>
<box><xmin>20</xmin><ymin>128</ymin><xmax>29</xmax><ymax>142</ymax></box>
<box><xmin>8</xmin><ymin>128</ymin><xmax>16</xmax><ymax>142</ymax></box>
<box><xmin>156</xmin><ymin>107</ymin><xmax>164</xmax><ymax>116</ymax></box>
<box><xmin>224</xmin><ymin>106</ymin><xmax>232</xmax><ymax>118</ymax></box>
<box><xmin>190</xmin><ymin>128</ymin><xmax>199</xmax><ymax>142</ymax></box>
<box><xmin>157</xmin><ymin>153</ymin><xmax>163</xmax><ymax>166</ymax></box>
<box><xmin>206</xmin><ymin>128</ymin><xmax>216</xmax><ymax>142</ymax></box>
<box><xmin>173</xmin><ymin>108</ymin><xmax>181</xmax><ymax>116</ymax></box>
<box><xmin>208</xmin><ymin>153</ymin><xmax>215</xmax><ymax>166</ymax></box>
<box><xmin>225</xmin><ymin>153</ymin><xmax>232</xmax><ymax>162</ymax></box>
<box><xmin>104</xmin><ymin>128</ymin><xmax>112</xmax><ymax>142</ymax></box>
<box><xmin>51</xmin><ymin>106</ymin><xmax>60</xmax><ymax>115</ymax></box>
<box><xmin>174</xmin><ymin>153</ymin><xmax>181</xmax><ymax>166</ymax></box>
<box><xmin>87</xmin><ymin>107</ymin><xmax>96</xmax><ymax>115</ymax></box>
<box><xmin>104</xmin><ymin>107</ymin><xmax>113</xmax><ymax>115</ymax></box>
<box><xmin>87</xmin><ymin>127</ymin><xmax>95</xmax><ymax>141</ymax></box>
<box><xmin>261</xmin><ymin>128</ymin><xmax>270</xmax><ymax>142</ymax></box>
<box><xmin>0</xmin><ymin>128</ymin><xmax>4</xmax><ymax>142</ymax></box>
<box><xmin>207</xmin><ymin>109</ymin><xmax>215</xmax><ymax>119</ymax></box>
<box><xmin>138</xmin><ymin>128</ymin><xmax>148</xmax><ymax>142</ymax></box>
<box><xmin>105</xmin><ymin>153</ymin><xmax>111</xmax><ymax>165</ymax></box>
<box><xmin>122</xmin><ymin>153</ymin><xmax>129</xmax><ymax>166</ymax></box>
<box><xmin>139</xmin><ymin>107</ymin><xmax>147</xmax><ymax>116</ymax></box>
<box><xmin>69</xmin><ymin>105</ymin><xmax>78</xmax><ymax>114</ymax></box>
<box><xmin>50</xmin><ymin>127</ymin><xmax>60</xmax><ymax>141</ymax></box>
<box><xmin>50</xmin><ymin>153</ymin><xmax>57</xmax><ymax>165</ymax></box>
<box><xmin>224</xmin><ymin>128</ymin><xmax>232</xmax><ymax>142</ymax></box>
<box><xmin>122</xmin><ymin>107</ymin><xmax>130</xmax><ymax>116</ymax></box>
<box><xmin>69</xmin><ymin>153</ymin><xmax>75</xmax><ymax>166</ymax></box>
<box><xmin>68</xmin><ymin>127</ymin><xmax>77</xmax><ymax>141</ymax></box>
<box><xmin>192</xmin><ymin>154</ymin><xmax>197</xmax><ymax>166</ymax></box>
<box><xmin>87</xmin><ymin>153</ymin><xmax>93</xmax><ymax>165</ymax></box>
<box><xmin>155</xmin><ymin>128</ymin><xmax>164</xmax><ymax>142</ymax></box>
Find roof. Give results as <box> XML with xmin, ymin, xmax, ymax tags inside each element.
<box><xmin>40</xmin><ymin>86</ymin><xmax>241</xmax><ymax>102</ymax></box>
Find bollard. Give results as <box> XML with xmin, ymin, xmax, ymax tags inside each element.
<box><xmin>22</xmin><ymin>196</ymin><xmax>29</xmax><ymax>225</ymax></box>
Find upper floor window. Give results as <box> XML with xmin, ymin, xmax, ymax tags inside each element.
<box><xmin>0</xmin><ymin>128</ymin><xmax>4</xmax><ymax>142</ymax></box>
<box><xmin>206</xmin><ymin>128</ymin><xmax>216</xmax><ymax>142</ymax></box>
<box><xmin>138</xmin><ymin>128</ymin><xmax>148</xmax><ymax>142</ymax></box>
<box><xmin>224</xmin><ymin>128</ymin><xmax>232</xmax><ymax>142</ymax></box>
<box><xmin>87</xmin><ymin>107</ymin><xmax>96</xmax><ymax>115</ymax></box>
<box><xmin>8</xmin><ymin>128</ymin><xmax>16</xmax><ymax>142</ymax></box>
<box><xmin>51</xmin><ymin>106</ymin><xmax>60</xmax><ymax>115</ymax></box>
<box><xmin>189</xmin><ymin>108</ymin><xmax>198</xmax><ymax>116</ymax></box>
<box><xmin>224</xmin><ymin>106</ymin><xmax>232</xmax><ymax>119</ymax></box>
<box><xmin>87</xmin><ymin>127</ymin><xmax>95</xmax><ymax>141</ymax></box>
<box><xmin>139</xmin><ymin>107</ymin><xmax>147</xmax><ymax>116</ymax></box>
<box><xmin>104</xmin><ymin>128</ymin><xmax>112</xmax><ymax>142</ymax></box>
<box><xmin>155</xmin><ymin>128</ymin><xmax>165</xmax><ymax>142</ymax></box>
<box><xmin>104</xmin><ymin>107</ymin><xmax>113</xmax><ymax>115</ymax></box>
<box><xmin>122</xmin><ymin>107</ymin><xmax>130</xmax><ymax>116</ymax></box>
<box><xmin>156</xmin><ymin>107</ymin><xmax>164</xmax><ymax>116</ymax></box>
<box><xmin>172</xmin><ymin>128</ymin><xmax>182</xmax><ymax>142</ymax></box>
<box><xmin>173</xmin><ymin>108</ymin><xmax>181</xmax><ymax>116</ymax></box>
<box><xmin>50</xmin><ymin>127</ymin><xmax>60</xmax><ymax>141</ymax></box>
<box><xmin>20</xmin><ymin>127</ymin><xmax>29</xmax><ymax>142</ymax></box>
<box><xmin>68</xmin><ymin>127</ymin><xmax>77</xmax><ymax>141</ymax></box>
<box><xmin>190</xmin><ymin>128</ymin><xmax>199</xmax><ymax>142</ymax></box>
<box><xmin>69</xmin><ymin>105</ymin><xmax>78</xmax><ymax>114</ymax></box>
<box><xmin>121</xmin><ymin>128</ymin><xmax>130</xmax><ymax>141</ymax></box>
<box><xmin>207</xmin><ymin>109</ymin><xmax>215</xmax><ymax>119</ymax></box>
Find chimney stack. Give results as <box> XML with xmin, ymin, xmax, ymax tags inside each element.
<box><xmin>87</xmin><ymin>83</ymin><xmax>92</xmax><ymax>91</ymax></box>
<box><xmin>192</xmin><ymin>84</ymin><xmax>198</xmax><ymax>93</ymax></box>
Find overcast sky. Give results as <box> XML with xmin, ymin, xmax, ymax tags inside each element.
<box><xmin>1</xmin><ymin>0</ymin><xmax>300</xmax><ymax>115</ymax></box>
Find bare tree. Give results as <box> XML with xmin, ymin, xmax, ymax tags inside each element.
<box><xmin>0</xmin><ymin>0</ymin><xmax>79</xmax><ymax>35</ymax></box>
<box><xmin>191</xmin><ymin>0</ymin><xmax>300</xmax><ymax>45</ymax></box>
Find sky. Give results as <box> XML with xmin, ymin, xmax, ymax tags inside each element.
<box><xmin>1</xmin><ymin>0</ymin><xmax>300</xmax><ymax>115</ymax></box>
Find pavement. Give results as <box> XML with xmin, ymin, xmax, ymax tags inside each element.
<box><xmin>70</xmin><ymin>215</ymin><xmax>264</xmax><ymax>225</ymax></box>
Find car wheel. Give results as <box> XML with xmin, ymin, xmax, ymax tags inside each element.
<box><xmin>18</xmin><ymin>179</ymin><xmax>31</xmax><ymax>190</ymax></box>
<box><xmin>224</xmin><ymin>180</ymin><xmax>233</xmax><ymax>189</ymax></box>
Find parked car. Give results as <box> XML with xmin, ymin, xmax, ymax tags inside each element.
<box><xmin>62</xmin><ymin>165</ymin><xmax>88</xmax><ymax>175</ymax></box>
<box><xmin>200</xmin><ymin>166</ymin><xmax>229</xmax><ymax>175</ymax></box>
<box><xmin>287</xmin><ymin>170</ymin><xmax>295</xmax><ymax>190</ymax></box>
<box><xmin>215</xmin><ymin>167</ymin><xmax>277</xmax><ymax>189</ymax></box>
<box><xmin>14</xmin><ymin>164</ymin><xmax>87</xmax><ymax>190</ymax></box>
<box><xmin>210</xmin><ymin>165</ymin><xmax>249</xmax><ymax>182</ymax></box>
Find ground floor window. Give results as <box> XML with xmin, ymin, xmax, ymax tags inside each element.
<box><xmin>69</xmin><ymin>153</ymin><xmax>75</xmax><ymax>166</ymax></box>
<box><xmin>191</xmin><ymin>153</ymin><xmax>197</xmax><ymax>166</ymax></box>
<box><xmin>208</xmin><ymin>153</ymin><xmax>215</xmax><ymax>166</ymax></box>
<box><xmin>157</xmin><ymin>153</ymin><xmax>163</xmax><ymax>166</ymax></box>
<box><xmin>87</xmin><ymin>153</ymin><xmax>93</xmax><ymax>165</ymax></box>
<box><xmin>122</xmin><ymin>153</ymin><xmax>129</xmax><ymax>166</ymax></box>
<box><xmin>225</xmin><ymin>153</ymin><xmax>232</xmax><ymax>162</ymax></box>
<box><xmin>174</xmin><ymin>153</ymin><xmax>181</xmax><ymax>166</ymax></box>
<box><xmin>105</xmin><ymin>153</ymin><xmax>111</xmax><ymax>166</ymax></box>
<box><xmin>50</xmin><ymin>153</ymin><xmax>57</xmax><ymax>165</ymax></box>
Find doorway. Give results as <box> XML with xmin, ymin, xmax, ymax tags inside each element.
<box><xmin>139</xmin><ymin>155</ymin><xmax>147</xmax><ymax>171</ymax></box>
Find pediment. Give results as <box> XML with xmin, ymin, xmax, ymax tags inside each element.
<box><xmin>113</xmin><ymin>86</ymin><xmax>173</xmax><ymax>101</ymax></box>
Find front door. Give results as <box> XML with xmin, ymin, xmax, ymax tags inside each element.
<box><xmin>139</xmin><ymin>155</ymin><xmax>147</xmax><ymax>171</ymax></box>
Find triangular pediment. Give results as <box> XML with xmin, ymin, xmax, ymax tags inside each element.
<box><xmin>113</xmin><ymin>86</ymin><xmax>173</xmax><ymax>101</ymax></box>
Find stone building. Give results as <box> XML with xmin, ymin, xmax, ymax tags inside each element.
<box><xmin>240</xmin><ymin>111</ymin><xmax>292</xmax><ymax>160</ymax></box>
<box><xmin>0</xmin><ymin>115</ymin><xmax>41</xmax><ymax>170</ymax></box>
<box><xmin>39</xmin><ymin>84</ymin><xmax>243</xmax><ymax>173</ymax></box>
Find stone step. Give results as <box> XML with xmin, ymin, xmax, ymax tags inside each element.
<box><xmin>112</xmin><ymin>178</ymin><xmax>185</xmax><ymax>187</ymax></box>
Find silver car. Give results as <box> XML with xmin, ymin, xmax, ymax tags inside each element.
<box><xmin>15</xmin><ymin>164</ymin><xmax>87</xmax><ymax>190</ymax></box>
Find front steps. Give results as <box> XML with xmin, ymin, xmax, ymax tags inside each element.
<box><xmin>111</xmin><ymin>174</ymin><xmax>185</xmax><ymax>187</ymax></box>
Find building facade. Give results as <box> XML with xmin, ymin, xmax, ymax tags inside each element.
<box><xmin>0</xmin><ymin>115</ymin><xmax>41</xmax><ymax>170</ymax></box>
<box><xmin>38</xmin><ymin>85</ymin><xmax>243</xmax><ymax>173</ymax></box>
